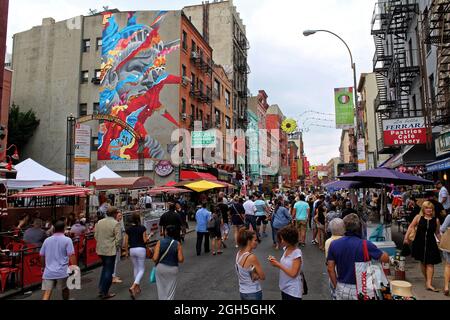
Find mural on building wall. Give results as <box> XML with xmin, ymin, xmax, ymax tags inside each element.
<box><xmin>98</xmin><ymin>11</ymin><xmax>180</xmax><ymax>161</ymax></box>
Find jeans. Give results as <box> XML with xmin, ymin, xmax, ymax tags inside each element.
<box><xmin>245</xmin><ymin>215</ymin><xmax>259</xmax><ymax>240</ymax></box>
<box><xmin>130</xmin><ymin>247</ymin><xmax>146</xmax><ymax>285</ymax></box>
<box><xmin>281</xmin><ymin>291</ymin><xmax>302</xmax><ymax>301</ymax></box>
<box><xmin>240</xmin><ymin>291</ymin><xmax>263</xmax><ymax>300</ymax></box>
<box><xmin>112</xmin><ymin>248</ymin><xmax>121</xmax><ymax>278</ymax></box>
<box><xmin>272</xmin><ymin>227</ymin><xmax>279</xmax><ymax>245</ymax></box>
<box><xmin>99</xmin><ymin>255</ymin><xmax>116</xmax><ymax>295</ymax></box>
<box><xmin>196</xmin><ymin>232</ymin><xmax>210</xmax><ymax>255</ymax></box>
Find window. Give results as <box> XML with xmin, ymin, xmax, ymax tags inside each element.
<box><xmin>191</xmin><ymin>40</ymin><xmax>197</xmax><ymax>54</ymax></box>
<box><xmin>95</xmin><ymin>69</ymin><xmax>101</xmax><ymax>79</ymax></box>
<box><xmin>411</xmin><ymin>94</ymin><xmax>417</xmax><ymax>117</ymax></box>
<box><xmin>79</xmin><ymin>103</ymin><xmax>88</xmax><ymax>116</ymax></box>
<box><xmin>181</xmin><ymin>99</ymin><xmax>186</xmax><ymax>115</ymax></box>
<box><xmin>226</xmin><ymin>116</ymin><xmax>231</xmax><ymax>129</ymax></box>
<box><xmin>429</xmin><ymin>74</ymin><xmax>436</xmax><ymax>105</ymax></box>
<box><xmin>408</xmin><ymin>39</ymin><xmax>414</xmax><ymax>66</ymax></box>
<box><xmin>182</xmin><ymin>65</ymin><xmax>187</xmax><ymax>77</ymax></box>
<box><xmin>91</xmin><ymin>137</ymin><xmax>99</xmax><ymax>151</ymax></box>
<box><xmin>81</xmin><ymin>71</ymin><xmax>89</xmax><ymax>83</ymax></box>
<box><xmin>199</xmin><ymin>80</ymin><xmax>204</xmax><ymax>93</ymax></box>
<box><xmin>215</xmin><ymin>108</ymin><xmax>221</xmax><ymax>125</ymax></box>
<box><xmin>83</xmin><ymin>39</ymin><xmax>91</xmax><ymax>53</ymax></box>
<box><xmin>191</xmin><ymin>104</ymin><xmax>196</xmax><ymax>120</ymax></box>
<box><xmin>199</xmin><ymin>110</ymin><xmax>203</xmax><ymax>122</ymax></box>
<box><xmin>96</xmin><ymin>38</ymin><xmax>102</xmax><ymax>51</ymax></box>
<box><xmin>214</xmin><ymin>79</ymin><xmax>220</xmax><ymax>99</ymax></box>
<box><xmin>191</xmin><ymin>73</ymin><xmax>196</xmax><ymax>91</ymax></box>
<box><xmin>93</xmin><ymin>102</ymin><xmax>100</xmax><ymax>114</ymax></box>
<box><xmin>182</xmin><ymin>30</ymin><xmax>188</xmax><ymax>50</ymax></box>
<box><xmin>225</xmin><ymin>90</ymin><xmax>231</xmax><ymax>108</ymax></box>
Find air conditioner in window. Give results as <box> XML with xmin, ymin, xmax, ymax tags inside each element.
<box><xmin>182</xmin><ymin>76</ymin><xmax>191</xmax><ymax>86</ymax></box>
<box><xmin>191</xmin><ymin>51</ymin><xmax>199</xmax><ymax>59</ymax></box>
<box><xmin>181</xmin><ymin>113</ymin><xmax>187</xmax><ymax>120</ymax></box>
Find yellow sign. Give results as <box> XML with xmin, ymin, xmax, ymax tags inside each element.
<box><xmin>281</xmin><ymin>118</ymin><xmax>298</xmax><ymax>134</ymax></box>
<box><xmin>310</xmin><ymin>165</ymin><xmax>317</xmax><ymax>171</ymax></box>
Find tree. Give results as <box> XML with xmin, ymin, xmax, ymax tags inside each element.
<box><xmin>7</xmin><ymin>104</ymin><xmax>40</xmax><ymax>160</ymax></box>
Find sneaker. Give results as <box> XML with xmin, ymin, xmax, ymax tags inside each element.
<box><xmin>311</xmin><ymin>240</ymin><xmax>317</xmax><ymax>244</ymax></box>
<box><xmin>235</xmin><ymin>245</ymin><xmax>239</xmax><ymax>248</ymax></box>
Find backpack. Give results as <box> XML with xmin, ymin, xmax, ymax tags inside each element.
<box><xmin>207</xmin><ymin>213</ymin><xmax>218</xmax><ymax>230</ymax></box>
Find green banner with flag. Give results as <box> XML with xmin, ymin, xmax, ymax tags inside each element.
<box><xmin>334</xmin><ymin>87</ymin><xmax>355</xmax><ymax>129</ymax></box>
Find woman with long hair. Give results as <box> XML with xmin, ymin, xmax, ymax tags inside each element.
<box><xmin>271</xmin><ymin>200</ymin><xmax>292</xmax><ymax>250</ymax></box>
<box><xmin>315</xmin><ymin>202</ymin><xmax>326</xmax><ymax>251</ymax></box>
<box><xmin>404</xmin><ymin>201</ymin><xmax>442</xmax><ymax>292</ymax></box>
<box><xmin>235</xmin><ymin>228</ymin><xmax>265</xmax><ymax>300</ymax></box>
<box><xmin>123</xmin><ymin>212</ymin><xmax>149</xmax><ymax>299</ymax></box>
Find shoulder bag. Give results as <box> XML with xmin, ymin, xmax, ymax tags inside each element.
<box><xmin>149</xmin><ymin>240</ymin><xmax>175</xmax><ymax>283</ymax></box>
<box><xmin>440</xmin><ymin>228</ymin><xmax>450</xmax><ymax>253</ymax></box>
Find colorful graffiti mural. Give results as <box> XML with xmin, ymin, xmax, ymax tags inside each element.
<box><xmin>98</xmin><ymin>11</ymin><xmax>181</xmax><ymax>161</ymax></box>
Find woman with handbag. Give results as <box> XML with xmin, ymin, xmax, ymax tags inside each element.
<box><xmin>123</xmin><ymin>213</ymin><xmax>149</xmax><ymax>299</ymax></box>
<box><xmin>235</xmin><ymin>228</ymin><xmax>265</xmax><ymax>300</ymax></box>
<box><xmin>230</xmin><ymin>196</ymin><xmax>246</xmax><ymax>248</ymax></box>
<box><xmin>152</xmin><ymin>225</ymin><xmax>184</xmax><ymax>300</ymax></box>
<box><xmin>315</xmin><ymin>202</ymin><xmax>327</xmax><ymax>251</ymax></box>
<box><xmin>440</xmin><ymin>214</ymin><xmax>450</xmax><ymax>296</ymax></box>
<box><xmin>404</xmin><ymin>201</ymin><xmax>442</xmax><ymax>292</ymax></box>
<box><xmin>268</xmin><ymin>226</ymin><xmax>304</xmax><ymax>301</ymax></box>
<box><xmin>209</xmin><ymin>207</ymin><xmax>223</xmax><ymax>255</ymax></box>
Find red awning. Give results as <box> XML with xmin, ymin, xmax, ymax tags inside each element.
<box><xmin>180</xmin><ymin>171</ymin><xmax>217</xmax><ymax>181</ymax></box>
<box><xmin>10</xmin><ymin>184</ymin><xmax>91</xmax><ymax>198</ymax></box>
<box><xmin>95</xmin><ymin>177</ymin><xmax>154</xmax><ymax>191</ymax></box>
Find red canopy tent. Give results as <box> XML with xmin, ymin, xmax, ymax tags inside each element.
<box><xmin>148</xmin><ymin>186</ymin><xmax>192</xmax><ymax>196</ymax></box>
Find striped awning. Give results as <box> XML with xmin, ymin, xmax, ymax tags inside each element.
<box><xmin>9</xmin><ymin>184</ymin><xmax>91</xmax><ymax>198</ymax></box>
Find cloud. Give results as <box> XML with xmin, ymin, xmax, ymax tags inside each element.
<box><xmin>6</xmin><ymin>0</ymin><xmax>375</xmax><ymax>165</ymax></box>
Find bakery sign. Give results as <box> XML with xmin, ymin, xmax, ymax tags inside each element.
<box><xmin>382</xmin><ymin>117</ymin><xmax>427</xmax><ymax>146</ymax></box>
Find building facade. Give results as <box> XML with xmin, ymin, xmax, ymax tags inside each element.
<box><xmin>327</xmin><ymin>157</ymin><xmax>341</xmax><ymax>181</ymax></box>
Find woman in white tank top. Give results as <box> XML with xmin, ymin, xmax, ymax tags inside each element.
<box><xmin>235</xmin><ymin>228</ymin><xmax>265</xmax><ymax>300</ymax></box>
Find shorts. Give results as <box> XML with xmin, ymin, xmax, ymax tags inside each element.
<box><xmin>42</xmin><ymin>278</ymin><xmax>68</xmax><ymax>291</ymax></box>
<box><xmin>209</xmin><ymin>228</ymin><xmax>221</xmax><ymax>239</ymax></box>
<box><xmin>231</xmin><ymin>215</ymin><xmax>244</xmax><ymax>226</ymax></box>
<box><xmin>256</xmin><ymin>216</ymin><xmax>268</xmax><ymax>226</ymax></box>
<box><xmin>296</xmin><ymin>220</ymin><xmax>307</xmax><ymax>232</ymax></box>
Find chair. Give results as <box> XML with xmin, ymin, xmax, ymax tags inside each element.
<box><xmin>0</xmin><ymin>267</ymin><xmax>20</xmax><ymax>292</ymax></box>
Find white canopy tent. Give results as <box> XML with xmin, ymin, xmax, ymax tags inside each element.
<box><xmin>90</xmin><ymin>165</ymin><xmax>121</xmax><ymax>181</ymax></box>
<box><xmin>1</xmin><ymin>158</ymin><xmax>66</xmax><ymax>189</ymax></box>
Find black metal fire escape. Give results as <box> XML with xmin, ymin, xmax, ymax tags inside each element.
<box><xmin>425</xmin><ymin>0</ymin><xmax>450</xmax><ymax>127</ymax></box>
<box><xmin>371</xmin><ymin>0</ymin><xmax>420</xmax><ymax>154</ymax></box>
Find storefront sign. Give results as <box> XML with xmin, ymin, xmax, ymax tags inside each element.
<box><xmin>382</xmin><ymin>117</ymin><xmax>427</xmax><ymax>146</ymax></box>
<box><xmin>74</xmin><ymin>124</ymin><xmax>91</xmax><ymax>185</ymax></box>
<box><xmin>155</xmin><ymin>160</ymin><xmax>174</xmax><ymax>177</ymax></box>
<box><xmin>427</xmin><ymin>158</ymin><xmax>450</xmax><ymax>173</ymax></box>
<box><xmin>334</xmin><ymin>87</ymin><xmax>355</xmax><ymax>129</ymax></box>
<box><xmin>435</xmin><ymin>131</ymin><xmax>450</xmax><ymax>157</ymax></box>
<box><xmin>97</xmin><ymin>159</ymin><xmax>155</xmax><ymax>172</ymax></box>
<box><xmin>192</xmin><ymin>131</ymin><xmax>216</xmax><ymax>148</ymax></box>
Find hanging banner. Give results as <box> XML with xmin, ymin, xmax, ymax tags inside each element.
<box><xmin>382</xmin><ymin>117</ymin><xmax>427</xmax><ymax>146</ymax></box>
<box><xmin>192</xmin><ymin>130</ymin><xmax>216</xmax><ymax>149</ymax></box>
<box><xmin>335</xmin><ymin>87</ymin><xmax>355</xmax><ymax>129</ymax></box>
<box><xmin>357</xmin><ymin>138</ymin><xmax>367</xmax><ymax>172</ymax></box>
<box><xmin>74</xmin><ymin>124</ymin><xmax>91</xmax><ymax>185</ymax></box>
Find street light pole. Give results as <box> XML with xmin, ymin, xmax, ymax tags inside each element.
<box><xmin>303</xmin><ymin>29</ymin><xmax>362</xmax><ymax>169</ymax></box>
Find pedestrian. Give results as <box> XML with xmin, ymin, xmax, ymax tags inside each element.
<box><xmin>217</xmin><ymin>197</ymin><xmax>230</xmax><ymax>246</ymax></box>
<box><xmin>324</xmin><ymin>218</ymin><xmax>346</xmax><ymax>300</ymax></box>
<box><xmin>293</xmin><ymin>194</ymin><xmax>310</xmax><ymax>247</ymax></box>
<box><xmin>153</xmin><ymin>225</ymin><xmax>184</xmax><ymax>300</ymax></box>
<box><xmin>437</xmin><ymin>181</ymin><xmax>450</xmax><ymax>219</ymax></box>
<box><xmin>425</xmin><ymin>191</ymin><xmax>447</xmax><ymax>225</ymax></box>
<box><xmin>175</xmin><ymin>202</ymin><xmax>188</xmax><ymax>243</ymax></box>
<box><xmin>112</xmin><ymin>211</ymin><xmax>125</xmax><ymax>284</ymax></box>
<box><xmin>209</xmin><ymin>207</ymin><xmax>223</xmax><ymax>255</ymax></box>
<box><xmin>39</xmin><ymin>220</ymin><xmax>76</xmax><ymax>300</ymax></box>
<box><xmin>440</xmin><ymin>213</ymin><xmax>450</xmax><ymax>296</ymax></box>
<box><xmin>195</xmin><ymin>202</ymin><xmax>211</xmax><ymax>256</ymax></box>
<box><xmin>341</xmin><ymin>201</ymin><xmax>356</xmax><ymax>219</ymax></box>
<box><xmin>230</xmin><ymin>196</ymin><xmax>246</xmax><ymax>248</ymax></box>
<box><xmin>254</xmin><ymin>193</ymin><xmax>269</xmax><ymax>239</ymax></box>
<box><xmin>404</xmin><ymin>201</ymin><xmax>442</xmax><ymax>292</ymax></box>
<box><xmin>65</xmin><ymin>213</ymin><xmax>76</xmax><ymax>228</ymax></box>
<box><xmin>23</xmin><ymin>219</ymin><xmax>47</xmax><ymax>247</ymax></box>
<box><xmin>307</xmin><ymin>195</ymin><xmax>315</xmax><ymax>229</ymax></box>
<box><xmin>271</xmin><ymin>199</ymin><xmax>292</xmax><ymax>250</ymax></box>
<box><xmin>145</xmin><ymin>193</ymin><xmax>153</xmax><ymax>209</ymax></box>
<box><xmin>159</xmin><ymin>202</ymin><xmax>183</xmax><ymax>242</ymax></box>
<box><xmin>327</xmin><ymin>214</ymin><xmax>390</xmax><ymax>300</ymax></box>
<box><xmin>235</xmin><ymin>228</ymin><xmax>265</xmax><ymax>300</ymax></box>
<box><xmin>243</xmin><ymin>195</ymin><xmax>259</xmax><ymax>242</ymax></box>
<box><xmin>123</xmin><ymin>212</ymin><xmax>149</xmax><ymax>299</ymax></box>
<box><xmin>268</xmin><ymin>226</ymin><xmax>303</xmax><ymax>301</ymax></box>
<box><xmin>94</xmin><ymin>206</ymin><xmax>121</xmax><ymax>299</ymax></box>
<box><xmin>314</xmin><ymin>201</ymin><xmax>327</xmax><ymax>251</ymax></box>
<box><xmin>312</xmin><ymin>195</ymin><xmax>324</xmax><ymax>245</ymax></box>
<box><xmin>325</xmin><ymin>204</ymin><xmax>341</xmax><ymax>240</ymax></box>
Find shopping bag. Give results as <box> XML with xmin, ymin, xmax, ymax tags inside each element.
<box><xmin>149</xmin><ymin>267</ymin><xmax>157</xmax><ymax>283</ymax></box>
<box><xmin>440</xmin><ymin>228</ymin><xmax>450</xmax><ymax>253</ymax></box>
<box><xmin>355</xmin><ymin>240</ymin><xmax>389</xmax><ymax>300</ymax></box>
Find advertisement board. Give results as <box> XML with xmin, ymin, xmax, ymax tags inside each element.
<box><xmin>382</xmin><ymin>117</ymin><xmax>427</xmax><ymax>146</ymax></box>
<box><xmin>337</xmin><ymin>163</ymin><xmax>358</xmax><ymax>177</ymax></box>
<box><xmin>192</xmin><ymin>131</ymin><xmax>216</xmax><ymax>149</ymax></box>
<box><xmin>334</xmin><ymin>87</ymin><xmax>355</xmax><ymax>129</ymax></box>
<box><xmin>74</xmin><ymin>124</ymin><xmax>91</xmax><ymax>185</ymax></box>
<box><xmin>357</xmin><ymin>138</ymin><xmax>367</xmax><ymax>172</ymax></box>
<box><xmin>435</xmin><ymin>131</ymin><xmax>450</xmax><ymax>157</ymax></box>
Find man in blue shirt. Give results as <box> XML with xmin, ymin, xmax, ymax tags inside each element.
<box><xmin>293</xmin><ymin>194</ymin><xmax>310</xmax><ymax>246</ymax></box>
<box><xmin>195</xmin><ymin>202</ymin><xmax>212</xmax><ymax>256</ymax></box>
<box><xmin>254</xmin><ymin>194</ymin><xmax>269</xmax><ymax>239</ymax></box>
<box><xmin>327</xmin><ymin>214</ymin><xmax>390</xmax><ymax>300</ymax></box>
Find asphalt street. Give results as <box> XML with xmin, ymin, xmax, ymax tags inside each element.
<box><xmin>9</xmin><ymin>225</ymin><xmax>331</xmax><ymax>300</ymax></box>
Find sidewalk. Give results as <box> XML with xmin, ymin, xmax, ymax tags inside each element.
<box><xmin>391</xmin><ymin>228</ymin><xmax>448</xmax><ymax>300</ymax></box>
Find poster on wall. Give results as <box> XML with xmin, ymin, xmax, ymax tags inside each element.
<box><xmin>74</xmin><ymin>124</ymin><xmax>91</xmax><ymax>185</ymax></box>
<box><xmin>334</xmin><ymin>87</ymin><xmax>355</xmax><ymax>129</ymax></box>
<box><xmin>382</xmin><ymin>117</ymin><xmax>427</xmax><ymax>146</ymax></box>
<box><xmin>98</xmin><ymin>11</ymin><xmax>181</xmax><ymax>169</ymax></box>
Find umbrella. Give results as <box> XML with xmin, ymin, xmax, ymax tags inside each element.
<box><xmin>183</xmin><ymin>180</ymin><xmax>226</xmax><ymax>193</ymax></box>
<box><xmin>324</xmin><ymin>180</ymin><xmax>382</xmax><ymax>190</ymax></box>
<box><xmin>164</xmin><ymin>181</ymin><xmax>177</xmax><ymax>187</ymax></box>
<box><xmin>338</xmin><ymin>168</ymin><xmax>433</xmax><ymax>186</ymax></box>
<box><xmin>148</xmin><ymin>186</ymin><xmax>192</xmax><ymax>196</ymax></box>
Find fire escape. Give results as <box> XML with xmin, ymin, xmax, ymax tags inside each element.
<box><xmin>425</xmin><ymin>0</ymin><xmax>450</xmax><ymax>127</ymax></box>
<box><xmin>371</xmin><ymin>0</ymin><xmax>420</xmax><ymax>154</ymax></box>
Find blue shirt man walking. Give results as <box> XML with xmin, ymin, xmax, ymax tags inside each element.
<box><xmin>196</xmin><ymin>203</ymin><xmax>211</xmax><ymax>256</ymax></box>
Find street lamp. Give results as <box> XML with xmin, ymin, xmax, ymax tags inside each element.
<box><xmin>302</xmin><ymin>29</ymin><xmax>362</xmax><ymax>168</ymax></box>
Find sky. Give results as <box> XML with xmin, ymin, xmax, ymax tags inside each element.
<box><xmin>6</xmin><ymin>0</ymin><xmax>376</xmax><ymax>165</ymax></box>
